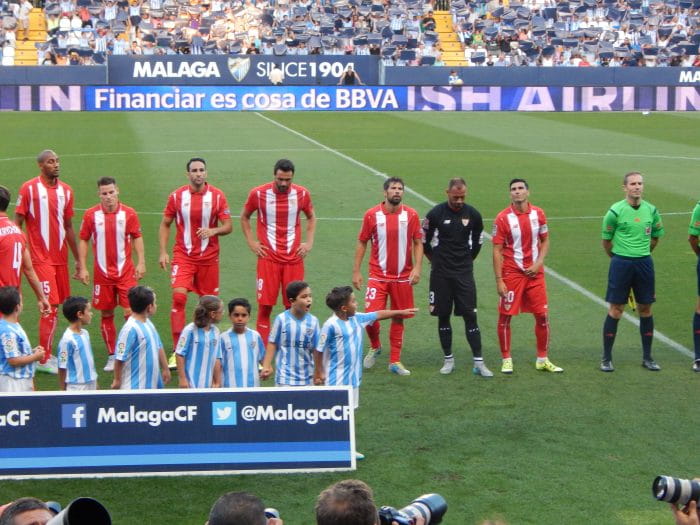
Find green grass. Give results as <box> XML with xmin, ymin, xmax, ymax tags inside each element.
<box><xmin>0</xmin><ymin>112</ymin><xmax>699</xmax><ymax>524</ymax></box>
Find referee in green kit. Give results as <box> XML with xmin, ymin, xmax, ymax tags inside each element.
<box><xmin>600</xmin><ymin>172</ymin><xmax>664</xmax><ymax>372</ymax></box>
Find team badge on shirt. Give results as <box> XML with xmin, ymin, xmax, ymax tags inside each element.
<box><xmin>1</xmin><ymin>335</ymin><xmax>17</xmax><ymax>353</ymax></box>
<box><xmin>462</xmin><ymin>218</ymin><xmax>470</xmax><ymax>226</ymax></box>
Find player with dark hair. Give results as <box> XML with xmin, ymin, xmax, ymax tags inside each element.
<box><xmin>15</xmin><ymin>149</ymin><xmax>81</xmax><ymax>374</ymax></box>
<box><xmin>159</xmin><ymin>157</ymin><xmax>232</xmax><ymax>368</ymax></box>
<box><xmin>78</xmin><ymin>176</ymin><xmax>145</xmax><ymax>372</ymax></box>
<box><xmin>493</xmin><ymin>178</ymin><xmax>562</xmax><ymax>374</ymax></box>
<box><xmin>423</xmin><ymin>178</ymin><xmax>492</xmax><ymax>377</ymax></box>
<box><xmin>220</xmin><ymin>297</ymin><xmax>266</xmax><ymax>387</ymax></box>
<box><xmin>112</xmin><ymin>285</ymin><xmax>171</xmax><ymax>389</ymax></box>
<box><xmin>0</xmin><ymin>185</ymin><xmax>49</xmax><ymax>315</ymax></box>
<box><xmin>206</xmin><ymin>491</ymin><xmax>283</xmax><ymax>525</ymax></box>
<box><xmin>0</xmin><ymin>497</ymin><xmax>53</xmax><ymax>525</ymax></box>
<box><xmin>600</xmin><ymin>172</ymin><xmax>664</xmax><ymax>372</ymax></box>
<box><xmin>241</xmin><ymin>159</ymin><xmax>316</xmax><ymax>345</ymax></box>
<box><xmin>690</xmin><ymin>200</ymin><xmax>700</xmax><ymax>372</ymax></box>
<box><xmin>57</xmin><ymin>296</ymin><xmax>97</xmax><ymax>390</ymax></box>
<box><xmin>352</xmin><ymin>177</ymin><xmax>422</xmax><ymax>376</ymax></box>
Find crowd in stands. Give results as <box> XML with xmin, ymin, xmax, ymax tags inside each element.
<box><xmin>0</xmin><ymin>0</ymin><xmax>697</xmax><ymax>66</ymax></box>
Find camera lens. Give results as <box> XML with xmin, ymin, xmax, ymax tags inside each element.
<box><xmin>653</xmin><ymin>476</ymin><xmax>700</xmax><ymax>506</ymax></box>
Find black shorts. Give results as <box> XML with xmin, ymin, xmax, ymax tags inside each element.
<box><xmin>696</xmin><ymin>256</ymin><xmax>700</xmax><ymax>297</ymax></box>
<box><xmin>605</xmin><ymin>255</ymin><xmax>655</xmax><ymax>305</ymax></box>
<box><xmin>429</xmin><ymin>271</ymin><xmax>476</xmax><ymax>317</ymax></box>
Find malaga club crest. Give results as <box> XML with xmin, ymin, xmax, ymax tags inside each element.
<box><xmin>227</xmin><ymin>57</ymin><xmax>251</xmax><ymax>82</ymax></box>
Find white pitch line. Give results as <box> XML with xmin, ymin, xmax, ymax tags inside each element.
<box><xmin>256</xmin><ymin>112</ymin><xmax>693</xmax><ymax>358</ymax></box>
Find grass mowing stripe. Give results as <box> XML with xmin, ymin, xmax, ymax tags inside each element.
<box><xmin>256</xmin><ymin>111</ymin><xmax>693</xmax><ymax>359</ymax></box>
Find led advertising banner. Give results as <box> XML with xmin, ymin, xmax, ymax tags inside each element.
<box><xmin>107</xmin><ymin>55</ymin><xmax>380</xmax><ymax>85</ymax></box>
<box><xmin>0</xmin><ymin>387</ymin><xmax>354</xmax><ymax>479</ymax></box>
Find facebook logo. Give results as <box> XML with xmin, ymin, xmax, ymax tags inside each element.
<box><xmin>211</xmin><ymin>402</ymin><xmax>237</xmax><ymax>426</ymax></box>
<box><xmin>61</xmin><ymin>404</ymin><xmax>87</xmax><ymax>428</ymax></box>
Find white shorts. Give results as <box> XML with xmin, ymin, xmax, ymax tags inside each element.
<box><xmin>66</xmin><ymin>381</ymin><xmax>97</xmax><ymax>391</ymax></box>
<box><xmin>0</xmin><ymin>375</ymin><xmax>34</xmax><ymax>392</ymax></box>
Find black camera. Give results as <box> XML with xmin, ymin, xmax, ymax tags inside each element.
<box><xmin>378</xmin><ymin>493</ymin><xmax>447</xmax><ymax>525</ymax></box>
<box><xmin>46</xmin><ymin>497</ymin><xmax>111</xmax><ymax>525</ymax></box>
<box><xmin>653</xmin><ymin>475</ymin><xmax>700</xmax><ymax>506</ymax></box>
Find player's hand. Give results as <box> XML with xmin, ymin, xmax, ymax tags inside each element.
<box><xmin>524</xmin><ymin>262</ymin><xmax>542</xmax><ymax>277</ymax></box>
<box><xmin>178</xmin><ymin>379</ymin><xmax>189</xmax><ymax>388</ymax></box>
<box><xmin>401</xmin><ymin>308</ymin><xmax>418</xmax><ymax>317</ymax></box>
<box><xmin>162</xmin><ymin>368</ymin><xmax>172</xmax><ymax>384</ymax></box>
<box><xmin>196</xmin><ymin>227</ymin><xmax>214</xmax><ymax>239</ymax></box>
<box><xmin>408</xmin><ymin>267</ymin><xmax>421</xmax><ymax>285</ymax></box>
<box><xmin>352</xmin><ymin>271</ymin><xmax>363</xmax><ymax>291</ymax></box>
<box><xmin>134</xmin><ymin>261</ymin><xmax>146</xmax><ymax>280</ymax></box>
<box><xmin>313</xmin><ymin>372</ymin><xmax>325</xmax><ymax>385</ymax></box>
<box><xmin>72</xmin><ymin>261</ymin><xmax>84</xmax><ymax>281</ymax></box>
<box><xmin>111</xmin><ymin>379</ymin><xmax>121</xmax><ymax>389</ymax></box>
<box><xmin>260</xmin><ymin>365</ymin><xmax>273</xmax><ymax>380</ymax></box>
<box><xmin>37</xmin><ymin>298</ymin><xmax>50</xmax><ymax>316</ymax></box>
<box><xmin>296</xmin><ymin>242</ymin><xmax>312</xmax><ymax>258</ymax></box>
<box><xmin>249</xmin><ymin>241</ymin><xmax>268</xmax><ymax>258</ymax></box>
<box><xmin>33</xmin><ymin>346</ymin><xmax>45</xmax><ymax>362</ymax></box>
<box><xmin>670</xmin><ymin>500</ymin><xmax>699</xmax><ymax>525</ymax></box>
<box><xmin>78</xmin><ymin>268</ymin><xmax>90</xmax><ymax>285</ymax></box>
<box><xmin>496</xmin><ymin>279</ymin><xmax>508</xmax><ymax>298</ymax></box>
<box><xmin>159</xmin><ymin>252</ymin><xmax>170</xmax><ymax>270</ymax></box>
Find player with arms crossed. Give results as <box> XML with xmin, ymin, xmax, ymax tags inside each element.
<box><xmin>600</xmin><ymin>172</ymin><xmax>664</xmax><ymax>372</ymax></box>
<box><xmin>159</xmin><ymin>157</ymin><xmax>232</xmax><ymax>366</ymax></box>
<box><xmin>690</xmin><ymin>201</ymin><xmax>700</xmax><ymax>372</ymax></box>
<box><xmin>78</xmin><ymin>177</ymin><xmax>145</xmax><ymax>372</ymax></box>
<box><xmin>423</xmin><ymin>178</ymin><xmax>493</xmax><ymax>377</ymax></box>
<box><xmin>241</xmin><ymin>159</ymin><xmax>316</xmax><ymax>344</ymax></box>
<box><xmin>352</xmin><ymin>177</ymin><xmax>422</xmax><ymax>376</ymax></box>
<box><xmin>492</xmin><ymin>178</ymin><xmax>563</xmax><ymax>374</ymax></box>
<box><xmin>15</xmin><ymin>149</ymin><xmax>81</xmax><ymax>374</ymax></box>
<box><xmin>0</xmin><ymin>185</ymin><xmax>49</xmax><ymax>315</ymax></box>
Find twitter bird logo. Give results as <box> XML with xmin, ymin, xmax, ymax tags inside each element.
<box><xmin>212</xmin><ymin>402</ymin><xmax>237</xmax><ymax>426</ymax></box>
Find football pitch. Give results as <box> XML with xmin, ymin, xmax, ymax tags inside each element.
<box><xmin>0</xmin><ymin>111</ymin><xmax>699</xmax><ymax>524</ymax></box>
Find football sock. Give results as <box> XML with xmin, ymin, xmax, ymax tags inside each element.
<box><xmin>170</xmin><ymin>292</ymin><xmax>187</xmax><ymax>350</ymax></box>
<box><xmin>257</xmin><ymin>304</ymin><xmax>273</xmax><ymax>345</ymax></box>
<box><xmin>389</xmin><ymin>321</ymin><xmax>404</xmax><ymax>363</ymax></box>
<box><xmin>38</xmin><ymin>306</ymin><xmax>58</xmax><ymax>363</ymax></box>
<box><xmin>640</xmin><ymin>315</ymin><xmax>654</xmax><ymax>360</ymax></box>
<box><xmin>694</xmin><ymin>312</ymin><xmax>700</xmax><ymax>360</ymax></box>
<box><xmin>534</xmin><ymin>314</ymin><xmax>549</xmax><ymax>358</ymax></box>
<box><xmin>100</xmin><ymin>313</ymin><xmax>117</xmax><ymax>355</ymax></box>
<box><xmin>366</xmin><ymin>320</ymin><xmax>381</xmax><ymax>350</ymax></box>
<box><xmin>438</xmin><ymin>315</ymin><xmax>452</xmax><ymax>357</ymax></box>
<box><xmin>463</xmin><ymin>311</ymin><xmax>482</xmax><ymax>358</ymax></box>
<box><xmin>602</xmin><ymin>314</ymin><xmax>619</xmax><ymax>361</ymax></box>
<box><xmin>497</xmin><ymin>313</ymin><xmax>512</xmax><ymax>359</ymax></box>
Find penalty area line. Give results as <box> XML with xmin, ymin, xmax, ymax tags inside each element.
<box><xmin>255</xmin><ymin>111</ymin><xmax>693</xmax><ymax>359</ymax></box>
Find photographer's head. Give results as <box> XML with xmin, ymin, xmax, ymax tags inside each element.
<box><xmin>315</xmin><ymin>480</ymin><xmax>378</xmax><ymax>525</ymax></box>
<box><xmin>206</xmin><ymin>492</ymin><xmax>281</xmax><ymax>525</ymax></box>
<box><xmin>0</xmin><ymin>498</ymin><xmax>53</xmax><ymax>525</ymax></box>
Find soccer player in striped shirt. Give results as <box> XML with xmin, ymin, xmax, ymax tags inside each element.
<box><xmin>492</xmin><ymin>178</ymin><xmax>563</xmax><ymax>374</ymax></box>
<box><xmin>352</xmin><ymin>177</ymin><xmax>422</xmax><ymax>376</ymax></box>
<box><xmin>260</xmin><ymin>281</ymin><xmax>319</xmax><ymax>386</ymax></box>
<box><xmin>159</xmin><ymin>158</ymin><xmax>232</xmax><ymax>360</ymax></box>
<box><xmin>219</xmin><ymin>298</ymin><xmax>265</xmax><ymax>388</ymax></box>
<box><xmin>57</xmin><ymin>296</ymin><xmax>98</xmax><ymax>390</ymax></box>
<box><xmin>175</xmin><ymin>295</ymin><xmax>224</xmax><ymax>388</ymax></box>
<box><xmin>690</xmin><ymin>200</ymin><xmax>700</xmax><ymax>372</ymax></box>
<box><xmin>0</xmin><ymin>185</ymin><xmax>50</xmax><ymax>315</ymax></box>
<box><xmin>314</xmin><ymin>286</ymin><xmax>418</xmax><ymax>406</ymax></box>
<box><xmin>241</xmin><ymin>159</ymin><xmax>316</xmax><ymax>345</ymax></box>
<box><xmin>111</xmin><ymin>286</ymin><xmax>171</xmax><ymax>390</ymax></box>
<box><xmin>15</xmin><ymin>150</ymin><xmax>82</xmax><ymax>374</ymax></box>
<box><xmin>78</xmin><ymin>177</ymin><xmax>145</xmax><ymax>373</ymax></box>
<box><xmin>0</xmin><ymin>286</ymin><xmax>45</xmax><ymax>392</ymax></box>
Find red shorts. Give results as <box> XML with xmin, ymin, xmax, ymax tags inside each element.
<box><xmin>92</xmin><ymin>277</ymin><xmax>137</xmax><ymax>311</ymax></box>
<box><xmin>34</xmin><ymin>264</ymin><xmax>70</xmax><ymax>305</ymax></box>
<box><xmin>257</xmin><ymin>258</ymin><xmax>304</xmax><ymax>307</ymax></box>
<box><xmin>364</xmin><ymin>278</ymin><xmax>415</xmax><ymax>318</ymax></box>
<box><xmin>171</xmin><ymin>257</ymin><xmax>219</xmax><ymax>296</ymax></box>
<box><xmin>498</xmin><ymin>272</ymin><xmax>548</xmax><ymax>316</ymax></box>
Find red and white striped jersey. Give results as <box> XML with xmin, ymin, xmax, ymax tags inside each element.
<box><xmin>358</xmin><ymin>203</ymin><xmax>422</xmax><ymax>280</ymax></box>
<box><xmin>0</xmin><ymin>214</ymin><xmax>27</xmax><ymax>288</ymax></box>
<box><xmin>492</xmin><ymin>204</ymin><xmax>549</xmax><ymax>275</ymax></box>
<box><xmin>79</xmin><ymin>203</ymin><xmax>141</xmax><ymax>282</ymax></box>
<box><xmin>243</xmin><ymin>182</ymin><xmax>314</xmax><ymax>264</ymax></box>
<box><xmin>15</xmin><ymin>176</ymin><xmax>74</xmax><ymax>266</ymax></box>
<box><xmin>163</xmin><ymin>184</ymin><xmax>230</xmax><ymax>263</ymax></box>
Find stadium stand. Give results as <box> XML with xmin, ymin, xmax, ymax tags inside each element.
<box><xmin>0</xmin><ymin>0</ymin><xmax>697</xmax><ymax>66</ymax></box>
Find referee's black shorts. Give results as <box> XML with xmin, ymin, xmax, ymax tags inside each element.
<box><xmin>429</xmin><ymin>271</ymin><xmax>477</xmax><ymax>317</ymax></box>
<box><xmin>605</xmin><ymin>254</ymin><xmax>655</xmax><ymax>305</ymax></box>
